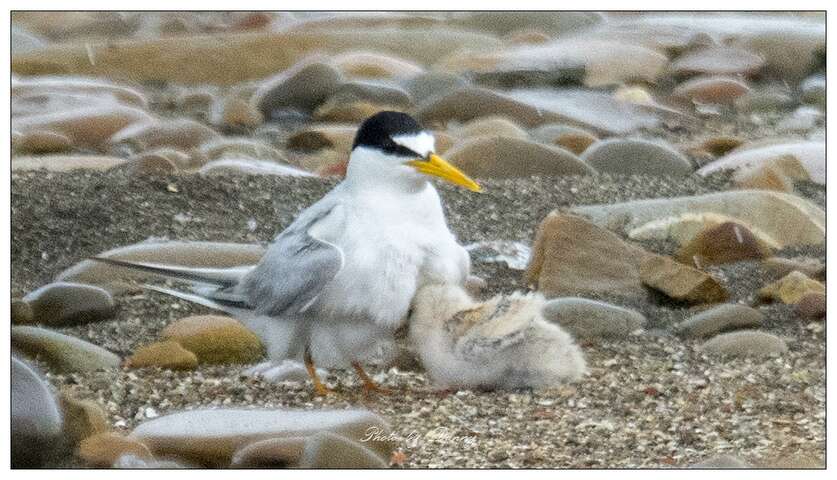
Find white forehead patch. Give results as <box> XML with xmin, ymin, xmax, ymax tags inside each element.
<box><xmin>392</xmin><ymin>132</ymin><xmax>435</xmax><ymax>157</ymax></box>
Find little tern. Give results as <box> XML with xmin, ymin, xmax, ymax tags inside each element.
<box><xmin>92</xmin><ymin>111</ymin><xmax>481</xmax><ymax>395</ymax></box>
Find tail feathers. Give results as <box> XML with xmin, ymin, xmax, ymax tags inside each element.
<box><xmin>88</xmin><ymin>256</ymin><xmax>252</xmax><ymax>287</ymax></box>
<box><xmin>143</xmin><ymin>284</ymin><xmax>248</xmax><ymax>315</ymax></box>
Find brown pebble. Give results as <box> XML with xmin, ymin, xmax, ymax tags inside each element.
<box><xmin>60</xmin><ymin>391</ymin><xmax>110</xmax><ymax>446</ymax></box>
<box><xmin>795</xmin><ymin>293</ymin><xmax>825</xmax><ymax>320</ymax></box>
<box><xmin>762</xmin><ymin>257</ymin><xmax>825</xmax><ymax>281</ymax></box>
<box><xmin>221</xmin><ymin>96</ymin><xmax>263</xmax><ymax>127</ymax></box>
<box><xmin>127</xmin><ymin>152</ymin><xmax>179</xmax><ymax>174</ymax></box>
<box><xmin>14</xmin><ymin>130</ymin><xmax>73</xmax><ymax>154</ymax></box>
<box><xmin>555</xmin><ymin>131</ymin><xmax>597</xmax><ymax>155</ymax></box>
<box><xmin>640</xmin><ymin>255</ymin><xmax>729</xmax><ymax>304</ymax></box>
<box><xmin>161</xmin><ymin>315</ymin><xmax>264</xmax><ymax>364</ymax></box>
<box><xmin>79</xmin><ymin>432</ymin><xmax>154</xmax><ymax>467</ymax></box>
<box><xmin>700</xmin><ymin>136</ymin><xmax>744</xmax><ymax>157</ymax></box>
<box><xmin>676</xmin><ymin>221</ymin><xmax>772</xmax><ymax>266</ymax></box>
<box><xmin>758</xmin><ymin>271</ymin><xmax>825</xmax><ymax>305</ymax></box>
<box><xmin>673</xmin><ymin>76</ymin><xmax>750</xmax><ymax>105</ymax></box>
<box><xmin>126</xmin><ymin>340</ymin><xmax>198</xmax><ymax>370</ymax></box>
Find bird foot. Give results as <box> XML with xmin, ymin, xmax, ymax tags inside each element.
<box><xmin>313</xmin><ymin>381</ymin><xmax>333</xmax><ymax>396</ymax></box>
<box><xmin>352</xmin><ymin>362</ymin><xmax>392</xmax><ymax>395</ymax></box>
<box><xmin>361</xmin><ymin>381</ymin><xmax>393</xmax><ymax>396</ymax></box>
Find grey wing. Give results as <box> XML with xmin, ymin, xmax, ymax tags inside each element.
<box><xmin>234</xmin><ymin>200</ymin><xmax>346</xmax><ymax>317</ymax></box>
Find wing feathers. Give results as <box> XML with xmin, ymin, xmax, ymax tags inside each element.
<box><xmin>87</xmin><ymin>256</ymin><xmax>252</xmax><ymax>287</ymax></box>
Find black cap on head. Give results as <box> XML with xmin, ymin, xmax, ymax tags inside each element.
<box><xmin>352</xmin><ymin>111</ymin><xmax>425</xmax><ymax>157</ymax></box>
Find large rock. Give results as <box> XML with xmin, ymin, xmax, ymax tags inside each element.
<box><xmin>161</xmin><ymin>315</ymin><xmax>264</xmax><ymax>364</ymax></box>
<box><xmin>449</xmin><ymin>11</ymin><xmax>602</xmax><ymax>36</ymax></box>
<box><xmin>525</xmin><ymin>212</ymin><xmax>654</xmax><ymax>300</ymax></box>
<box><xmin>59</xmin><ymin>391</ymin><xmax>110</xmax><ymax>447</ymax></box>
<box><xmin>199</xmin><ymin>137</ymin><xmax>286</xmax><ymax>163</ymax></box>
<box><xmin>313</xmin><ymin>81</ymin><xmax>412</xmax><ymax>122</ymax></box>
<box><xmin>79</xmin><ymin>432</ymin><xmax>154</xmax><ymax>467</ymax></box>
<box><xmin>446</xmin><ymin>136</ymin><xmax>593</xmax><ymax>179</ymax></box>
<box><xmin>300</xmin><ymin>432</ymin><xmax>388</xmax><ymax>468</ymax></box>
<box><xmin>570</xmin><ymin>190</ymin><xmax>825</xmax><ymax>249</ymax></box>
<box><xmin>12</xmin><ymin>75</ymin><xmax>148</xmax><ymax>109</ymax></box>
<box><xmin>11</xmin><ymin>356</ymin><xmax>63</xmax><ymax>467</ymax></box>
<box><xmin>697</xmin><ymin>141</ymin><xmax>824</xmax><ymax>185</ymax></box>
<box><xmin>531</xmin><ymin>124</ymin><xmax>598</xmax><ymax>155</ymax></box>
<box><xmin>12</xmin><ymin>326</ymin><xmax>121</xmax><ymax>372</ymax></box>
<box><xmin>230</xmin><ymin>436</ymin><xmax>307</xmax><ymax>468</ymax></box>
<box><xmin>330</xmin><ymin>51</ymin><xmax>423</xmax><ymax>80</ymax></box>
<box><xmin>675</xmin><ymin>304</ymin><xmax>764</xmax><ymax>338</ymax></box>
<box><xmin>12</xmin><ymin>105</ymin><xmax>153</xmax><ymax>149</ymax></box>
<box><xmin>580</xmin><ymin>138</ymin><xmax>693</xmax><ymax>176</ymax></box>
<box><xmin>541</xmin><ymin>298</ymin><xmax>646</xmax><ymax>339</ymax></box>
<box><xmin>733</xmin><ymin>18</ymin><xmax>824</xmax><ymax>80</ymax></box>
<box><xmin>55</xmin><ymin>241</ymin><xmax>264</xmax><ymax>293</ymax></box>
<box><xmin>416</xmin><ymin>86</ymin><xmax>660</xmax><ymax>136</ymax></box>
<box><xmin>129</xmin><ymin>408</ymin><xmax>396</xmax><ymax>467</ymax></box>
<box><xmin>675</xmin><ymin>221</ymin><xmax>773</xmax><ymax>267</ymax></box>
<box><xmin>507</xmin><ymin>89</ymin><xmax>662</xmax><ymax>136</ymax></box>
<box><xmin>13</xmin><ymin>90</ymin><xmax>122</xmax><ymax>120</ymax></box>
<box><xmin>12</xmin><ymin>130</ymin><xmax>73</xmax><ymax>154</ymax></box>
<box><xmin>126</xmin><ymin>341</ymin><xmax>199</xmax><ymax>370</ymax></box>
<box><xmin>734</xmin><ymin>88</ymin><xmax>796</xmax><ymax>113</ymax></box>
<box><xmin>252</xmin><ymin>61</ymin><xmax>343</xmax><ymax>117</ymax></box>
<box><xmin>286</xmin><ymin>125</ymin><xmax>356</xmax><ymax>156</ymax></box>
<box><xmin>796</xmin><ymin>293</ymin><xmax>826</xmax><ymax>320</ymax></box>
<box><xmin>415</xmin><ymin>86</ymin><xmax>564</xmax><ymax>129</ymax></box>
<box><xmin>12</xmin><ymin>29</ymin><xmax>501</xmax><ymax>85</ymax></box>
<box><xmin>639</xmin><ymin>255</ymin><xmax>729</xmax><ymax>304</ymax></box>
<box><xmin>453</xmin><ymin>116</ymin><xmax>529</xmax><ymax>140</ymax></box>
<box><xmin>23</xmin><ymin>281</ymin><xmax>115</xmax><ymax>326</ymax></box>
<box><xmin>673</xmin><ymin>76</ymin><xmax>750</xmax><ymax>105</ymax></box>
<box><xmin>402</xmin><ymin>71</ymin><xmax>468</xmax><ymax>104</ymax></box>
<box><xmin>671</xmin><ymin>46</ymin><xmax>765</xmax><ymax>77</ymax></box>
<box><xmin>701</xmin><ymin>330</ymin><xmax>788</xmax><ymax>359</ymax></box>
<box><xmin>436</xmin><ymin>38</ymin><xmax>667</xmax><ymax>87</ymax></box>
<box><xmin>762</xmin><ymin>257</ymin><xmax>825</xmax><ymax>281</ymax></box>
<box><xmin>731</xmin><ymin>154</ymin><xmax>809</xmax><ymax>193</ymax></box>
<box><xmin>110</xmin><ymin>118</ymin><xmax>219</xmax><ymax>151</ymax></box>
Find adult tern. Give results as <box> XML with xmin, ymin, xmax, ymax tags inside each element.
<box><xmin>93</xmin><ymin>111</ymin><xmax>481</xmax><ymax>395</ymax></box>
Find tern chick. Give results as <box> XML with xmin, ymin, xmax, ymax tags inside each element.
<box><xmin>410</xmin><ymin>284</ymin><xmax>587</xmax><ymax>390</ymax></box>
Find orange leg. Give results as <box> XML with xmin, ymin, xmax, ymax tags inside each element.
<box><xmin>304</xmin><ymin>346</ymin><xmax>331</xmax><ymax>396</ymax></box>
<box><xmin>352</xmin><ymin>362</ymin><xmax>392</xmax><ymax>395</ymax></box>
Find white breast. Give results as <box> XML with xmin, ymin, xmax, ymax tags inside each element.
<box><xmin>314</xmin><ymin>183</ymin><xmax>468</xmax><ymax>330</ymax></box>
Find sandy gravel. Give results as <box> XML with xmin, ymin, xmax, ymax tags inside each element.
<box><xmin>11</xmin><ymin>170</ymin><xmax>825</xmax><ymax>468</ymax></box>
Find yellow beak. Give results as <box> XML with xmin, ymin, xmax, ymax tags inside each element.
<box><xmin>406</xmin><ymin>154</ymin><xmax>482</xmax><ymax>192</ymax></box>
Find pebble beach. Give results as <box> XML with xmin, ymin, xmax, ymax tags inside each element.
<box><xmin>10</xmin><ymin>11</ymin><xmax>825</xmax><ymax>469</ymax></box>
